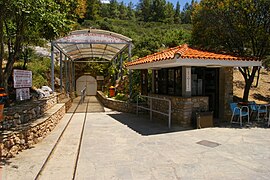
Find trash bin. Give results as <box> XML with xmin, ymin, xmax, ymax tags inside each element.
<box><xmin>0</xmin><ymin>88</ymin><xmax>8</xmax><ymax>121</ymax></box>
<box><xmin>196</xmin><ymin>111</ymin><xmax>213</xmax><ymax>129</ymax></box>
<box><xmin>109</xmin><ymin>86</ymin><xmax>115</xmax><ymax>97</ymax></box>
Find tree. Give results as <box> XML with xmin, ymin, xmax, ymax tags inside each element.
<box><xmin>75</xmin><ymin>0</ymin><xmax>87</xmax><ymax>19</ymax></box>
<box><xmin>192</xmin><ymin>0</ymin><xmax>270</xmax><ymax>102</ymax></box>
<box><xmin>127</xmin><ymin>2</ymin><xmax>136</xmax><ymax>20</ymax></box>
<box><xmin>181</xmin><ymin>2</ymin><xmax>192</xmax><ymax>24</ymax></box>
<box><xmin>174</xmin><ymin>1</ymin><xmax>181</xmax><ymax>24</ymax></box>
<box><xmin>109</xmin><ymin>0</ymin><xmax>120</xmax><ymax>19</ymax></box>
<box><xmin>86</xmin><ymin>0</ymin><xmax>100</xmax><ymax>20</ymax></box>
<box><xmin>151</xmin><ymin>0</ymin><xmax>166</xmax><ymax>22</ymax></box>
<box><xmin>0</xmin><ymin>0</ymin><xmax>73</xmax><ymax>93</ymax></box>
<box><xmin>138</xmin><ymin>0</ymin><xmax>152</xmax><ymax>22</ymax></box>
<box><xmin>164</xmin><ymin>2</ymin><xmax>175</xmax><ymax>23</ymax></box>
<box><xmin>119</xmin><ymin>1</ymin><xmax>128</xmax><ymax>20</ymax></box>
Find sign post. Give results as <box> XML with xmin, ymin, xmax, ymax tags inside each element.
<box><xmin>13</xmin><ymin>69</ymin><xmax>32</xmax><ymax>101</ymax></box>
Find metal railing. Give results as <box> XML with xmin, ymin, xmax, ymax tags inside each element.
<box><xmin>80</xmin><ymin>86</ymin><xmax>87</xmax><ymax>104</ymax></box>
<box><xmin>136</xmin><ymin>95</ymin><xmax>172</xmax><ymax>128</ymax></box>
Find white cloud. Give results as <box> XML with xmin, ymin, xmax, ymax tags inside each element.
<box><xmin>100</xmin><ymin>0</ymin><xmax>110</xmax><ymax>4</ymax></box>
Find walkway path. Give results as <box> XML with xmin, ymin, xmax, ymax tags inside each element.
<box><xmin>2</xmin><ymin>96</ymin><xmax>270</xmax><ymax>179</ymax></box>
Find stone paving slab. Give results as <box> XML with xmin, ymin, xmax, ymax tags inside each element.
<box><xmin>1</xmin><ymin>113</ymin><xmax>73</xmax><ymax>180</ymax></box>
<box><xmin>3</xmin><ymin>97</ymin><xmax>270</xmax><ymax>180</ymax></box>
<box><xmin>76</xmin><ymin>112</ymin><xmax>270</xmax><ymax>180</ymax></box>
<box><xmin>38</xmin><ymin>113</ymin><xmax>85</xmax><ymax>180</ymax></box>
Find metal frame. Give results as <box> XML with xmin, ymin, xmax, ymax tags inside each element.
<box><xmin>136</xmin><ymin>95</ymin><xmax>172</xmax><ymax>129</ymax></box>
<box><xmin>50</xmin><ymin>29</ymin><xmax>133</xmax><ymax>96</ymax></box>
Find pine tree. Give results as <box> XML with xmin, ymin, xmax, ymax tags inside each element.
<box><xmin>151</xmin><ymin>0</ymin><xmax>166</xmax><ymax>22</ymax></box>
<box><xmin>110</xmin><ymin>0</ymin><xmax>120</xmax><ymax>19</ymax></box>
<box><xmin>174</xmin><ymin>1</ymin><xmax>181</xmax><ymax>24</ymax></box>
<box><xmin>139</xmin><ymin>0</ymin><xmax>152</xmax><ymax>22</ymax></box>
<box><xmin>86</xmin><ymin>0</ymin><xmax>100</xmax><ymax>20</ymax></box>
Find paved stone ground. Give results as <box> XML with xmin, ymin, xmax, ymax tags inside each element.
<box><xmin>2</xmin><ymin>97</ymin><xmax>270</xmax><ymax>180</ymax></box>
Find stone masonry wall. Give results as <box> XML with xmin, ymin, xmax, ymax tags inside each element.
<box><xmin>223</xmin><ymin>67</ymin><xmax>234</xmax><ymax>121</ymax></box>
<box><xmin>1</xmin><ymin>93</ymin><xmax>59</xmax><ymax>130</ymax></box>
<box><xmin>97</xmin><ymin>91</ymin><xmax>136</xmax><ymax>113</ymax></box>
<box><xmin>149</xmin><ymin>94</ymin><xmax>209</xmax><ymax>127</ymax></box>
<box><xmin>0</xmin><ymin>104</ymin><xmax>65</xmax><ymax>158</ymax></box>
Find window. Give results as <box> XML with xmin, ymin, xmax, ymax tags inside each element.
<box><xmin>158</xmin><ymin>69</ymin><xmax>168</xmax><ymax>94</ymax></box>
<box><xmin>154</xmin><ymin>67</ymin><xmax>182</xmax><ymax>96</ymax></box>
<box><xmin>175</xmin><ymin>68</ymin><xmax>182</xmax><ymax>96</ymax></box>
<box><xmin>168</xmin><ymin>69</ymin><xmax>175</xmax><ymax>95</ymax></box>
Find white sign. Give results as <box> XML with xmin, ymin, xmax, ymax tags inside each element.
<box><xmin>96</xmin><ymin>76</ymin><xmax>104</xmax><ymax>80</ymax></box>
<box><xmin>58</xmin><ymin>33</ymin><xmax>126</xmax><ymax>43</ymax></box>
<box><xmin>186</xmin><ymin>67</ymin><xmax>191</xmax><ymax>92</ymax></box>
<box><xmin>13</xmin><ymin>69</ymin><xmax>32</xmax><ymax>88</ymax></box>
<box><xmin>16</xmin><ymin>88</ymin><xmax>30</xmax><ymax>101</ymax></box>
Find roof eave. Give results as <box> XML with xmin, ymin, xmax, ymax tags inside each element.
<box><xmin>126</xmin><ymin>58</ymin><xmax>262</xmax><ymax>70</ymax></box>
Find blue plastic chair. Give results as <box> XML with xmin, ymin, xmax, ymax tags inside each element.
<box><xmin>249</xmin><ymin>101</ymin><xmax>268</xmax><ymax>121</ymax></box>
<box><xmin>230</xmin><ymin>102</ymin><xmax>249</xmax><ymax>126</ymax></box>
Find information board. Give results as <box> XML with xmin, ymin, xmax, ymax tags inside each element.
<box><xmin>13</xmin><ymin>69</ymin><xmax>32</xmax><ymax>88</ymax></box>
<box><xmin>16</xmin><ymin>88</ymin><xmax>30</xmax><ymax>101</ymax></box>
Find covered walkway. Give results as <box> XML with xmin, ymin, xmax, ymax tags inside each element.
<box><xmin>2</xmin><ymin>97</ymin><xmax>270</xmax><ymax>179</ymax></box>
<box><xmin>50</xmin><ymin>29</ymin><xmax>133</xmax><ymax>97</ymax></box>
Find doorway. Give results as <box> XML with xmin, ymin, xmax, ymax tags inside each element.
<box><xmin>76</xmin><ymin>75</ymin><xmax>97</xmax><ymax>96</ymax></box>
<box><xmin>204</xmin><ymin>68</ymin><xmax>219</xmax><ymax>119</ymax></box>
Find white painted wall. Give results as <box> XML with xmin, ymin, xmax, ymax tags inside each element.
<box><xmin>76</xmin><ymin>75</ymin><xmax>97</xmax><ymax>96</ymax></box>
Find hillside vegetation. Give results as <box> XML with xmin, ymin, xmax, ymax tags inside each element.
<box><xmin>234</xmin><ymin>69</ymin><xmax>270</xmax><ymax>104</ymax></box>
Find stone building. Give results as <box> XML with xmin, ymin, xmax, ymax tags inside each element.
<box><xmin>126</xmin><ymin>44</ymin><xmax>261</xmax><ymax>127</ymax></box>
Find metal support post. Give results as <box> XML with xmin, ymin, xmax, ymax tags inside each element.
<box><xmin>67</xmin><ymin>60</ymin><xmax>70</xmax><ymax>93</ymax></box>
<box><xmin>65</xmin><ymin>56</ymin><xmax>68</xmax><ymax>93</ymax></box>
<box><xmin>60</xmin><ymin>52</ymin><xmax>63</xmax><ymax>92</ymax></box>
<box><xmin>72</xmin><ymin>62</ymin><xmax>75</xmax><ymax>92</ymax></box>
<box><xmin>120</xmin><ymin>53</ymin><xmax>123</xmax><ymax>79</ymax></box>
<box><xmin>128</xmin><ymin>43</ymin><xmax>132</xmax><ymax>98</ymax></box>
<box><xmin>51</xmin><ymin>42</ymin><xmax>55</xmax><ymax>92</ymax></box>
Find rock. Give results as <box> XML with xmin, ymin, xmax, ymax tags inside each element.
<box><xmin>14</xmin><ymin>113</ymin><xmax>20</xmax><ymax>118</ymax></box>
<box><xmin>9</xmin><ymin>145</ymin><xmax>19</xmax><ymax>156</ymax></box>
<box><xmin>14</xmin><ymin>137</ymin><xmax>21</xmax><ymax>144</ymax></box>
<box><xmin>20</xmin><ymin>139</ymin><xmax>25</xmax><ymax>145</ymax></box>
<box><xmin>41</xmin><ymin>86</ymin><xmax>53</xmax><ymax>94</ymax></box>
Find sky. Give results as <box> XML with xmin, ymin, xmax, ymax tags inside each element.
<box><xmin>101</xmin><ymin>0</ymin><xmax>194</xmax><ymax>9</ymax></box>
<box><xmin>120</xmin><ymin>0</ymin><xmax>193</xmax><ymax>7</ymax></box>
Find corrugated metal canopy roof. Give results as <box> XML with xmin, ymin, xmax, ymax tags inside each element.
<box><xmin>53</xmin><ymin>29</ymin><xmax>132</xmax><ymax>61</ymax></box>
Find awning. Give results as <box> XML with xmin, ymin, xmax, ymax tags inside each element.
<box><xmin>50</xmin><ymin>29</ymin><xmax>133</xmax><ymax>92</ymax></box>
<box><xmin>126</xmin><ymin>44</ymin><xmax>261</xmax><ymax>69</ymax></box>
<box><xmin>52</xmin><ymin>29</ymin><xmax>132</xmax><ymax>62</ymax></box>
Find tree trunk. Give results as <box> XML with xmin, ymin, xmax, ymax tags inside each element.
<box><xmin>254</xmin><ymin>67</ymin><xmax>261</xmax><ymax>87</ymax></box>
<box><xmin>239</xmin><ymin>66</ymin><xmax>258</xmax><ymax>102</ymax></box>
<box><xmin>0</xmin><ymin>5</ymin><xmax>4</xmax><ymax>88</ymax></box>
<box><xmin>243</xmin><ymin>79</ymin><xmax>252</xmax><ymax>102</ymax></box>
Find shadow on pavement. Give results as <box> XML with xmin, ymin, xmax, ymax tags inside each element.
<box><xmin>108</xmin><ymin>112</ymin><xmax>191</xmax><ymax>136</ymax></box>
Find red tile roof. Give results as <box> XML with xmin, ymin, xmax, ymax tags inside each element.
<box><xmin>126</xmin><ymin>44</ymin><xmax>258</xmax><ymax>67</ymax></box>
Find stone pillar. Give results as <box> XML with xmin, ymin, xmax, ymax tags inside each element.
<box><xmin>182</xmin><ymin>66</ymin><xmax>191</xmax><ymax>97</ymax></box>
<box><xmin>219</xmin><ymin>67</ymin><xmax>233</xmax><ymax>122</ymax></box>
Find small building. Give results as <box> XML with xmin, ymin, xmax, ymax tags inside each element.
<box><xmin>126</xmin><ymin>44</ymin><xmax>261</xmax><ymax>127</ymax></box>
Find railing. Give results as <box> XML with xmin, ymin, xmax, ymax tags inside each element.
<box><xmin>136</xmin><ymin>95</ymin><xmax>172</xmax><ymax>128</ymax></box>
<box><xmin>80</xmin><ymin>86</ymin><xmax>87</xmax><ymax>104</ymax></box>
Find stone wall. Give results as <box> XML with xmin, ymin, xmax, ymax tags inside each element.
<box><xmin>0</xmin><ymin>104</ymin><xmax>65</xmax><ymax>158</ymax></box>
<box><xmin>223</xmin><ymin>67</ymin><xmax>234</xmax><ymax>121</ymax></box>
<box><xmin>0</xmin><ymin>93</ymin><xmax>59</xmax><ymax>130</ymax></box>
<box><xmin>97</xmin><ymin>91</ymin><xmax>136</xmax><ymax>113</ymax></box>
<box><xmin>149</xmin><ymin>94</ymin><xmax>209</xmax><ymax>127</ymax></box>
